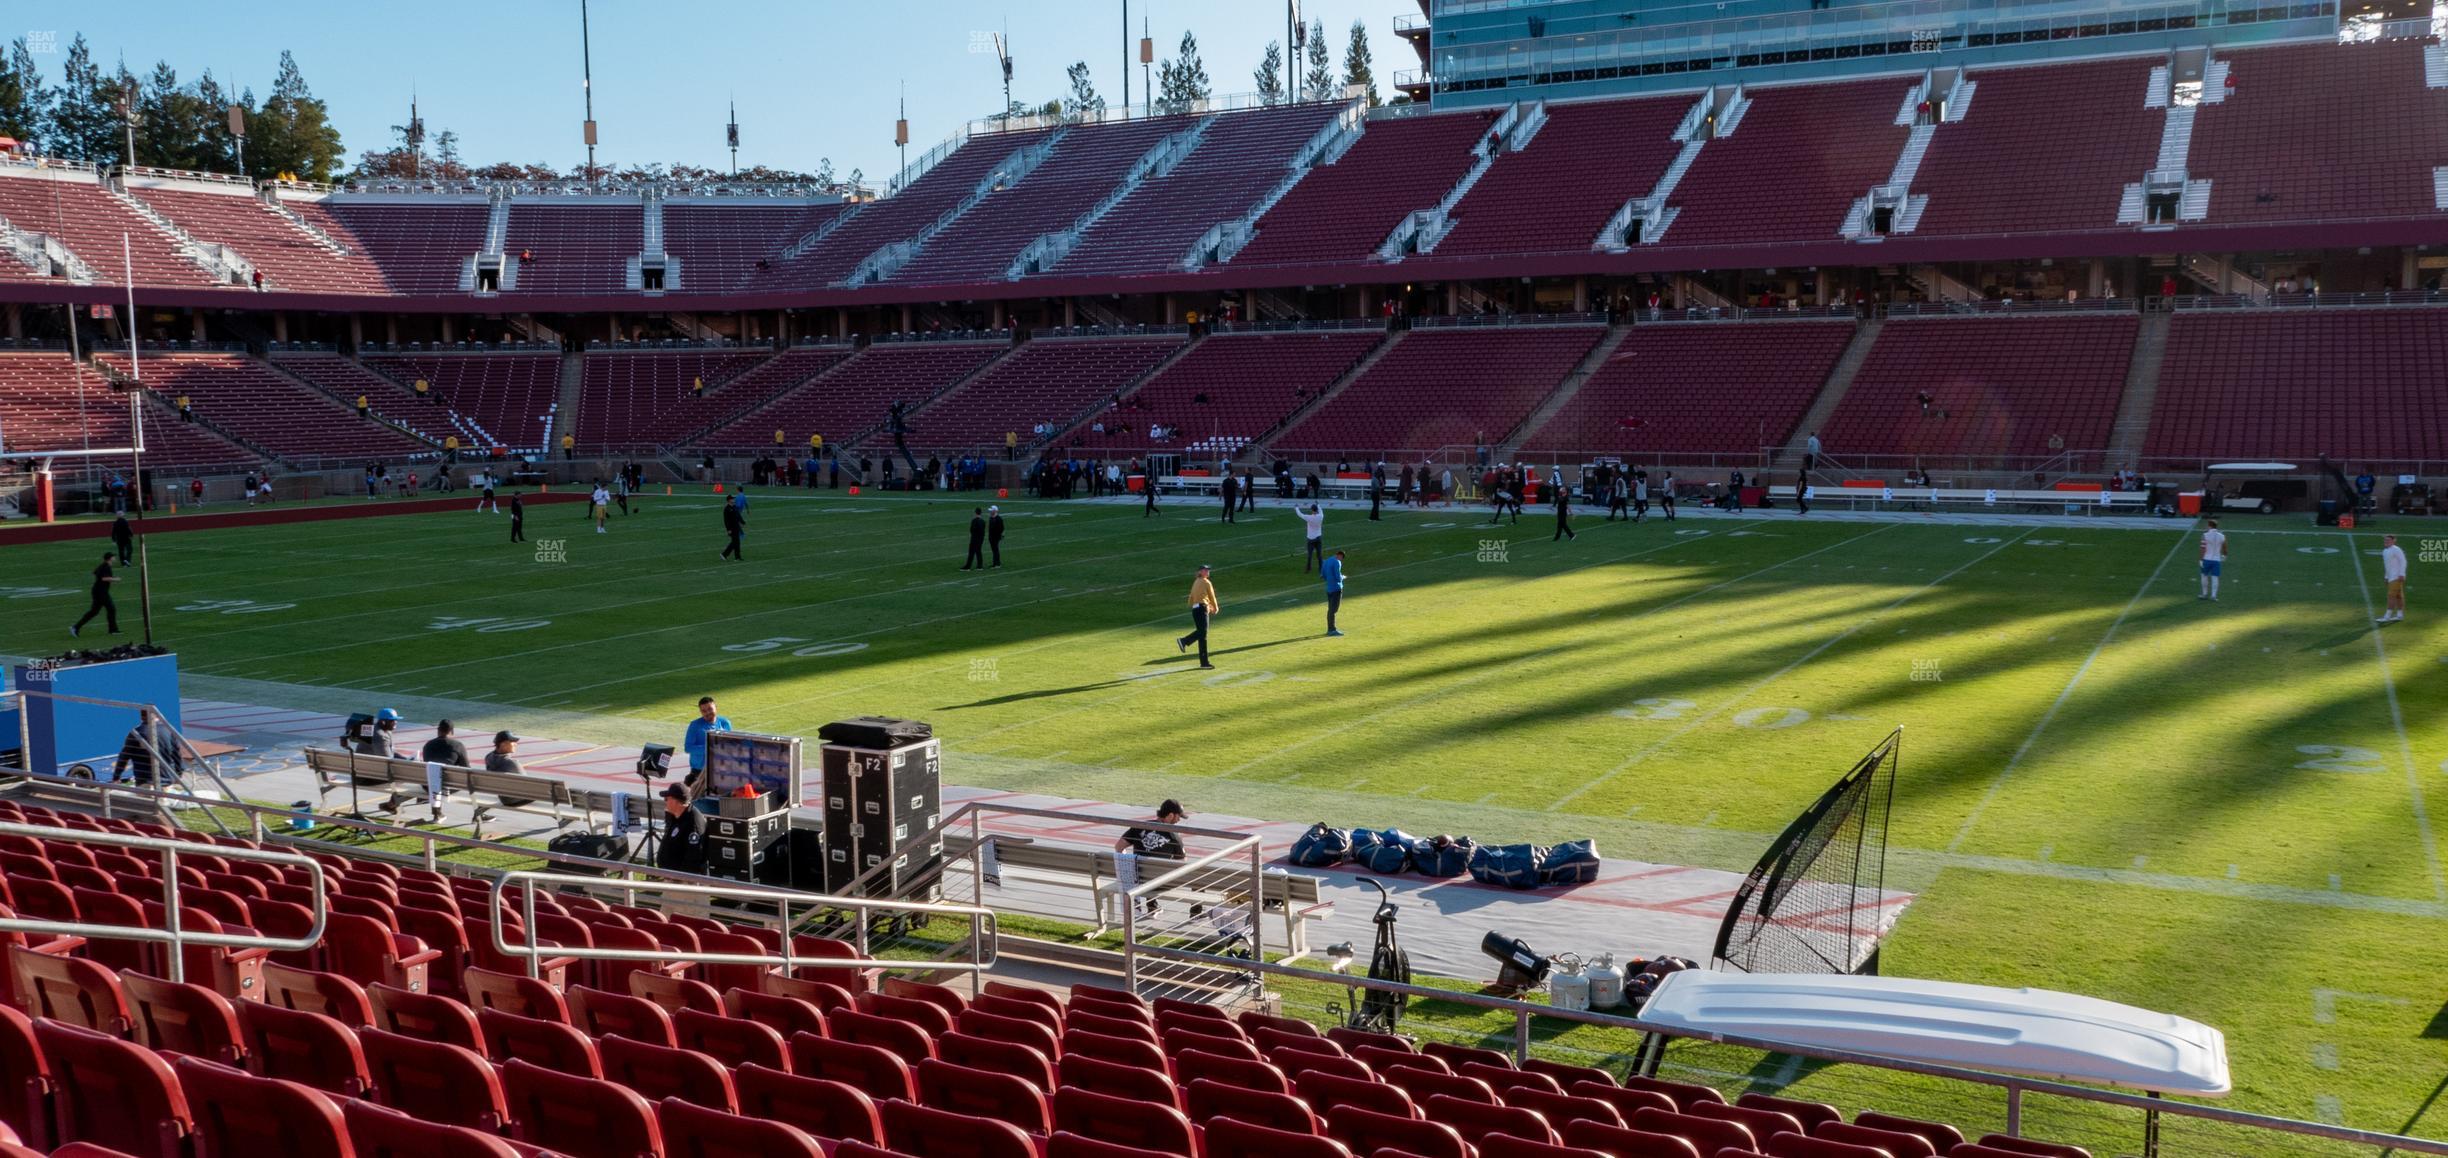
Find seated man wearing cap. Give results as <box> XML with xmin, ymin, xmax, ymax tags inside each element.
<box><xmin>351</xmin><ymin>708</ymin><xmax>404</xmax><ymax>758</ymax></box>
<box><xmin>484</xmin><ymin>730</ymin><xmax>525</xmax><ymax>775</ymax></box>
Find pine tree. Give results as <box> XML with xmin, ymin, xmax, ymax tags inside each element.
<box><xmin>1254</xmin><ymin>42</ymin><xmax>1285</xmax><ymax>106</ymax></box>
<box><xmin>1063</xmin><ymin>61</ymin><xmax>1105</xmax><ymax>119</ymax></box>
<box><xmin>48</xmin><ymin>36</ymin><xmax>121</xmax><ymax>163</ymax></box>
<box><xmin>1343</xmin><ymin>20</ymin><xmax>1379</xmax><ymax>108</ymax></box>
<box><xmin>1302</xmin><ymin>20</ymin><xmax>1334</xmax><ymax>101</ymax></box>
<box><xmin>249</xmin><ymin>50</ymin><xmax>343</xmax><ymax>182</ymax></box>
<box><xmin>0</xmin><ymin>37</ymin><xmax>53</xmax><ymax>151</ymax></box>
<box><xmin>1155</xmin><ymin>30</ymin><xmax>1211</xmax><ymax>115</ymax></box>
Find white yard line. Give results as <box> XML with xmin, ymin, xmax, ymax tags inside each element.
<box><xmin>1553</xmin><ymin>528</ymin><xmax>2024</xmax><ymax>811</ymax></box>
<box><xmin>2343</xmin><ymin>532</ymin><xmax>2445</xmax><ymax>901</ymax></box>
<box><xmin>1945</xmin><ymin>528</ymin><xmax>2192</xmax><ymax>853</ymax></box>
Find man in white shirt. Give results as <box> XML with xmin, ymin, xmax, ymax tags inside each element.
<box><xmin>2379</xmin><ymin>534</ymin><xmax>2408</xmax><ymax>623</ymax></box>
<box><xmin>2198</xmin><ymin>519</ymin><xmax>2226</xmax><ymax>601</ymax></box>
<box><xmin>1298</xmin><ymin>504</ymin><xmax>1325</xmax><ymax>573</ymax></box>
<box><xmin>591</xmin><ymin>483</ymin><xmax>611</xmax><ymax>534</ymax></box>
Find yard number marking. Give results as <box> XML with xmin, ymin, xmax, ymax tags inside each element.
<box><xmin>1731</xmin><ymin>706</ymin><xmax>1812</xmax><ymax>730</ymax></box>
<box><xmin>175</xmin><ymin>598</ymin><xmax>296</xmax><ymax>614</ymax></box>
<box><xmin>2295</xmin><ymin>744</ymin><xmax>2386</xmax><ymax>774</ymax></box>
<box><xmin>1613</xmin><ymin>697</ymin><xmax>1698</xmax><ymax>720</ymax></box>
<box><xmin>427</xmin><ymin>616</ymin><xmax>551</xmax><ymax>633</ymax></box>
<box><xmin>721</xmin><ymin>637</ymin><xmax>869</xmax><ymax>659</ymax></box>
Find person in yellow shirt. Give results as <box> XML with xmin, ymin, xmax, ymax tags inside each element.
<box><xmin>415</xmin><ymin>378</ymin><xmax>431</xmax><ymax>402</ymax></box>
<box><xmin>1176</xmin><ymin>565</ymin><xmax>1218</xmax><ymax>669</ymax></box>
<box><xmin>175</xmin><ymin>394</ymin><xmax>193</xmax><ymax>422</ymax></box>
<box><xmin>1005</xmin><ymin>430</ymin><xmax>1018</xmax><ymax>461</ymax></box>
<box><xmin>561</xmin><ymin>432</ymin><xmax>574</xmax><ymax>460</ymax></box>
<box><xmin>355</xmin><ymin>394</ymin><xmax>369</xmax><ymax>418</ymax></box>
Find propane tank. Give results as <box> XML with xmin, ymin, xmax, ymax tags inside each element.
<box><xmin>1548</xmin><ymin>953</ymin><xmax>1591</xmax><ymax>1012</ymax></box>
<box><xmin>1584</xmin><ymin>952</ymin><xmax>1626</xmax><ymax>1009</ymax></box>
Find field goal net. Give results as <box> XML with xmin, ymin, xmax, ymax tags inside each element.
<box><xmin>1712</xmin><ymin>727</ymin><xmax>1899</xmax><ymax>975</ymax></box>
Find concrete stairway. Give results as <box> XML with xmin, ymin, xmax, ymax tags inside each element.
<box><xmin>553</xmin><ymin>353</ymin><xmax>586</xmax><ymax>453</ymax></box>
<box><xmin>2105</xmin><ymin>310</ymin><xmax>2170</xmax><ymax>466</ymax></box>
<box><xmin>1784</xmin><ymin>318</ymin><xmax>1883</xmax><ymax>472</ymax></box>
<box><xmin>1499</xmin><ymin>324</ymin><xmax>1631</xmax><ymax>448</ymax></box>
<box><xmin>1252</xmin><ymin>329</ymin><xmax>1403</xmax><ymax>458</ymax></box>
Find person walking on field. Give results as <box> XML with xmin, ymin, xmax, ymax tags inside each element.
<box><xmin>987</xmin><ymin>505</ymin><xmax>1007</xmax><ymax>567</ymax></box>
<box><xmin>720</xmin><ymin>494</ymin><xmax>746</xmax><ymax>561</ymax></box>
<box><xmin>2198</xmin><ymin>518</ymin><xmax>2227</xmax><ymax>602</ymax></box>
<box><xmin>509</xmin><ymin>492</ymin><xmax>526</xmax><ymax>543</ymax></box>
<box><xmin>1553</xmin><ymin>481</ymin><xmax>1577</xmax><ymax>542</ymax></box>
<box><xmin>1144</xmin><ymin>474</ymin><xmax>1161</xmax><ymax>517</ymax></box>
<box><xmin>2379</xmin><ymin>534</ymin><xmax>2408</xmax><ymax>623</ymax></box>
<box><xmin>1176</xmin><ymin>565</ymin><xmax>1219</xmax><ymax>669</ymax></box>
<box><xmin>1299</xmin><ymin>503</ymin><xmax>1325</xmax><ymax>573</ymax></box>
<box><xmin>1240</xmin><ymin>470</ymin><xmax>1257</xmax><ymax>515</ymax></box>
<box><xmin>110</xmin><ymin>514</ymin><xmax>134</xmax><ymax>565</ymax></box>
<box><xmin>70</xmin><ymin>552</ymin><xmax>119</xmax><ymax>637</ymax></box>
<box><xmin>591</xmin><ymin>483</ymin><xmax>611</xmax><ymax>534</ymax></box>
<box><xmin>1220</xmin><ymin>472</ymin><xmax>1238</xmax><ymax>524</ymax></box>
<box><xmin>1322</xmin><ymin>550</ymin><xmax>1347</xmax><ymax>637</ymax></box>
<box><xmin>1607</xmin><ymin>472</ymin><xmax>1629</xmax><ymax>521</ymax></box>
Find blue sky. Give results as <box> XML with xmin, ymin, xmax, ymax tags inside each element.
<box><xmin>16</xmin><ymin>0</ymin><xmax>1420</xmax><ymax>182</ymax></box>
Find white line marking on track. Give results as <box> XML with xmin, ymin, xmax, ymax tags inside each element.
<box><xmin>2342</xmin><ymin>532</ymin><xmax>2445</xmax><ymax>901</ymax></box>
<box><xmin>1946</xmin><ymin>528</ymin><xmax>2192</xmax><ymax>852</ymax></box>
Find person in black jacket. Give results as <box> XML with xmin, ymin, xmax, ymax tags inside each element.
<box><xmin>1219</xmin><ymin>473</ymin><xmax>1237</xmax><ymax>524</ymax></box>
<box><xmin>508</xmin><ymin>492</ymin><xmax>526</xmax><ymax>543</ymax></box>
<box><xmin>109</xmin><ymin>514</ymin><xmax>134</xmax><ymax>565</ymax></box>
<box><xmin>961</xmin><ymin>508</ymin><xmax>988</xmax><ymax>570</ymax></box>
<box><xmin>655</xmin><ymin>783</ymin><xmax>706</xmax><ymax>873</ymax></box>
<box><xmin>987</xmin><ymin>506</ymin><xmax>1006</xmax><ymax>568</ymax></box>
<box><xmin>71</xmin><ymin>552</ymin><xmax>119</xmax><ymax>637</ymax></box>
<box><xmin>112</xmin><ymin>707</ymin><xmax>182</xmax><ymax>786</ymax></box>
<box><xmin>1553</xmin><ymin>482</ymin><xmax>1577</xmax><ymax>542</ymax></box>
<box><xmin>720</xmin><ymin>495</ymin><xmax>746</xmax><ymax>560</ymax></box>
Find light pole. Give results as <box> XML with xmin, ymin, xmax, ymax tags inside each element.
<box><xmin>580</xmin><ymin>0</ymin><xmax>599</xmax><ymax>188</ymax></box>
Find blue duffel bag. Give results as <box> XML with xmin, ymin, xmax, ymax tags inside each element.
<box><xmin>1360</xmin><ymin>827</ymin><xmax>1418</xmax><ymax>874</ymax></box>
<box><xmin>1416</xmin><ymin>835</ymin><xmax>1475</xmax><ymax>878</ymax></box>
<box><xmin>1288</xmin><ymin>823</ymin><xmax>1353</xmax><ymax>868</ymax></box>
<box><xmin>1469</xmin><ymin>842</ymin><xmax>1546</xmax><ymax>889</ymax></box>
<box><xmin>1345</xmin><ymin>828</ymin><xmax>1383</xmax><ymax>865</ymax></box>
<box><xmin>1540</xmin><ymin>839</ymin><xmax>1603</xmax><ymax>885</ymax></box>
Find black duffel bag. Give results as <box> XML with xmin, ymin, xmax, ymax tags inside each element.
<box><xmin>1469</xmin><ymin>843</ymin><xmax>1547</xmax><ymax>889</ymax></box>
<box><xmin>1416</xmin><ymin>835</ymin><xmax>1475</xmax><ymax>878</ymax></box>
<box><xmin>1359</xmin><ymin>827</ymin><xmax>1417</xmax><ymax>874</ymax></box>
<box><xmin>1289</xmin><ymin>823</ymin><xmax>1354</xmax><ymax>868</ymax></box>
<box><xmin>1539</xmin><ymin>839</ymin><xmax>1602</xmax><ymax>885</ymax></box>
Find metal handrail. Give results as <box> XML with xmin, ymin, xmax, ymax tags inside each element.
<box><xmin>0</xmin><ymin>820</ymin><xmax>326</xmax><ymax>983</ymax></box>
<box><xmin>1119</xmin><ymin>830</ymin><xmax>1269</xmax><ymax>995</ymax></box>
<box><xmin>1132</xmin><ymin>942</ymin><xmax>2448</xmax><ymax>1156</ymax></box>
<box><xmin>9</xmin><ymin>687</ymin><xmax>245</xmax><ymax>835</ymax></box>
<box><xmin>486</xmin><ymin>869</ymin><xmax>1000</xmax><ymax>982</ymax></box>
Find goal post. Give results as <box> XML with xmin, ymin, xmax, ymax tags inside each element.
<box><xmin>1712</xmin><ymin>726</ymin><xmax>1899</xmax><ymax>975</ymax></box>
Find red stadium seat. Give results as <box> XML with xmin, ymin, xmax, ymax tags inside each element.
<box><xmin>1256</xmin><ymin>1026</ymin><xmax>1346</xmax><ymax>1057</ymax></box>
<box><xmin>1050</xmin><ymin>1133</ymin><xmax>1181</xmax><ymax>1158</ymax></box>
<box><xmin>918</xmin><ymin>1057</ymin><xmax>1052</xmax><ymax>1135</ymax></box>
<box><xmin>1238</xmin><ymin>1010</ymin><xmax>1320</xmax><ymax>1039</ymax></box>
<box><xmin>882</xmin><ymin>1098</ymin><xmax>1040</xmax><ymax>1158</ymax></box>
<box><xmin>958</xmin><ymin>1007</ymin><xmax>1063</xmax><ymax>1060</ymax></box>
<box><xmin>501</xmin><ymin>1058</ymin><xmax>664</xmax><ymax>1158</ymax></box>
<box><xmin>600</xmin><ymin>1032</ymin><xmax>737</xmax><ymax>1111</ymax></box>
<box><xmin>35</xmin><ymin>1019</ymin><xmax>193</xmax><ymax>1158</ymax></box>
<box><xmin>1276</xmin><ymin>1049</ymin><xmax>1375</xmax><ymax>1083</ymax></box>
<box><xmin>1571</xmin><ymin>1081</ymin><xmax>1677</xmax><ymax>1121</ymax></box>
<box><xmin>1382</xmin><ymin>1064</ymin><xmax>1498</xmax><ymax>1107</ymax></box>
<box><xmin>360</xmin><ymin>1027</ymin><xmax>510</xmax><ymax>1132</ymax></box>
<box><xmin>1740</xmin><ymin>1093</ymin><xmax>1842</xmax><ymax>1134</ymax></box>
<box><xmin>1483</xmin><ymin>1139</ymin><xmax>1609</xmax><ymax>1158</ymax></box>
<box><xmin>1560</xmin><ymin>1120</ymin><xmax>1705</xmax><ymax>1158</ymax></box>
<box><xmin>835</xmin><ymin>1007</ymin><xmax>937</xmax><ymax>1065</ymax></box>
<box><xmin>1460</xmin><ymin>1060</ymin><xmax>1562</xmax><ymax>1099</ymax></box>
<box><xmin>9</xmin><ymin>944</ymin><xmax>131</xmax><ymax>1035</ymax></box>
<box><xmin>322</xmin><ymin>912</ymin><xmax>441</xmax><ymax>993</ymax></box>
<box><xmin>659</xmin><ymin>1096</ymin><xmax>828</xmax><ymax>1158</ymax></box>
<box><xmin>1070</xmin><ymin>1008</ymin><xmax>1162</xmax><ymax>1043</ymax></box>
<box><xmin>632</xmin><ymin>970</ymin><xmax>724</xmax><ymax>1015</ymax></box>
<box><xmin>173</xmin><ymin>1056</ymin><xmax>350</xmax><ymax>1158</ymax></box>
<box><xmin>1356</xmin><ymin>1044</ymin><xmax>1441</xmax><ymax>1074</ymax></box>
<box><xmin>1325</xmin><ymin>1104</ymin><xmax>1472</xmax><ymax>1158</ymax></box>
<box><xmin>674</xmin><ymin>1006</ymin><xmax>789</xmax><ymax>1070</ymax></box>
<box><xmin>1208</xmin><ymin>1117</ymin><xmax>1357</xmax><ymax>1158</ymax></box>
<box><xmin>1624</xmin><ymin>1076</ymin><xmax>1725</xmax><ymax>1111</ymax></box>
<box><xmin>724</xmin><ymin>986</ymin><xmax>829</xmax><ymax>1039</ymax></box>
<box><xmin>1630</xmin><ymin>1107</ymin><xmax>1755</xmax><ymax>1157</ymax></box>
<box><xmin>569</xmin><ymin>984</ymin><xmax>678</xmax><ymax>1047</ymax></box>
<box><xmin>1763</xmin><ymin>1134</ymin><xmax>1892</xmax><ymax>1158</ymax></box>
<box><xmin>983</xmin><ymin>981</ymin><xmax>1065</xmax><ymax>1012</ymax></box>
<box><xmin>368</xmin><ymin>981</ymin><xmax>485</xmax><ymax>1052</ymax></box>
<box><xmin>766</xmin><ymin>973</ymin><xmax>862</xmax><ymax>1014</ymax></box>
<box><xmin>257</xmin><ymin>963</ymin><xmax>373</xmax><ymax>1028</ymax></box>
<box><xmin>972</xmin><ymin>993</ymin><xmax>1065</xmax><ymax>1036</ymax></box>
<box><xmin>1177</xmin><ymin>1049</ymin><xmax>1292</xmax><ymax>1095</ymax></box>
<box><xmin>0</xmin><ymin>1005</ymin><xmax>55</xmax><ymax>1150</ymax></box>
<box><xmin>1052</xmin><ymin>1085</ymin><xmax>1199</xmax><ymax>1157</ymax></box>
<box><xmin>1059</xmin><ymin>1050</ymin><xmax>1183</xmax><ymax>1108</ymax></box>
<box><xmin>940</xmin><ymin>1030</ymin><xmax>1057</xmax><ymax>1093</ymax></box>
<box><xmin>465</xmin><ymin>966</ymin><xmax>570</xmax><ymax>1022</ymax></box>
<box><xmin>120</xmin><ymin>973</ymin><xmax>242</xmax><ymax>1065</ymax></box>
<box><xmin>1973</xmin><ymin>1135</ymin><xmax>2092</xmax><ymax>1158</ymax></box>
<box><xmin>867</xmin><ymin>990</ymin><xmax>960</xmax><ymax>1036</ymax></box>
<box><xmin>1693</xmin><ymin>1100</ymin><xmax>1805</xmax><ymax>1142</ymax></box>
<box><xmin>1854</xmin><ymin>1112</ymin><xmax>1964</xmax><ymax>1155</ymax></box>
<box><xmin>1297</xmin><ymin>1069</ymin><xmax>1417</xmax><ymax>1120</ymax></box>
<box><xmin>1425</xmin><ymin>1093</ymin><xmax>1557</xmax><ymax>1148</ymax></box>
<box><xmin>789</xmin><ymin>1030</ymin><xmax>918</xmax><ymax>1102</ymax></box>
<box><xmin>1505</xmin><ymin>1089</ymin><xmax>1626</xmax><ymax>1132</ymax></box>
<box><xmin>1064</xmin><ymin>1028</ymin><xmax>1169</xmax><ymax>1071</ymax></box>
<box><xmin>1523</xmin><ymin>1059</ymin><xmax>1616</xmax><ymax>1089</ymax></box>
<box><xmin>234</xmin><ymin>999</ymin><xmax>370</xmax><ymax>1097</ymax></box>
<box><xmin>342</xmin><ymin>1099</ymin><xmax>523</xmax><ymax>1157</ymax></box>
<box><xmin>1069</xmin><ymin>983</ymin><xmax>1146</xmax><ymax>1012</ymax></box>
<box><xmin>1421</xmin><ymin>1042</ymin><xmax>1510</xmax><ymax>1071</ymax></box>
<box><xmin>1185</xmin><ymin>1077</ymin><xmax>1321</xmax><ymax>1134</ymax></box>
<box><xmin>1814</xmin><ymin>1122</ymin><xmax>1937</xmax><ymax>1158</ymax></box>
<box><xmin>735</xmin><ymin>1064</ymin><xmax>885</xmax><ymax>1147</ymax></box>
<box><xmin>1165</xmin><ymin>1026</ymin><xmax>1265</xmax><ymax>1062</ymax></box>
<box><xmin>882</xmin><ymin>976</ymin><xmax>971</xmax><ymax>1018</ymax></box>
<box><xmin>477</xmin><ymin>1006</ymin><xmax>602</xmax><ymax>1077</ymax></box>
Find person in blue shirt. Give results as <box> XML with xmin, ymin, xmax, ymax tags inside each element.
<box><xmin>1321</xmin><ymin>550</ymin><xmax>1347</xmax><ymax>637</ymax></box>
<box><xmin>682</xmin><ymin>696</ymin><xmax>733</xmax><ymax>791</ymax></box>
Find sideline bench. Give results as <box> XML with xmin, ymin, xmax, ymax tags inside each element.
<box><xmin>945</xmin><ymin>833</ymin><xmax>1334</xmax><ymax>963</ymax></box>
<box><xmin>304</xmin><ymin>747</ymin><xmax>584</xmax><ymax>838</ymax></box>
<box><xmin>1766</xmin><ymin>485</ymin><xmax>2150</xmax><ymax>513</ymax></box>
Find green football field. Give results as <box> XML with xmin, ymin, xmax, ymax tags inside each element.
<box><xmin>5</xmin><ymin>491</ymin><xmax>2445</xmax><ymax>1138</ymax></box>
